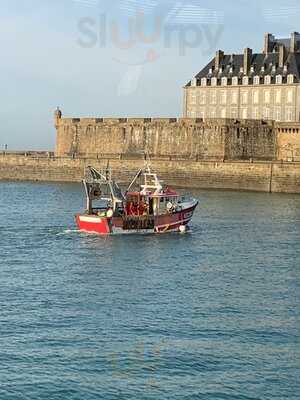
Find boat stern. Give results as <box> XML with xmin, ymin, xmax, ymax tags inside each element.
<box><xmin>76</xmin><ymin>214</ymin><xmax>111</xmax><ymax>234</ymax></box>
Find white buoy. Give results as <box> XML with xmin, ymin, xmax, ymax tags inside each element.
<box><xmin>179</xmin><ymin>225</ymin><xmax>186</xmax><ymax>233</ymax></box>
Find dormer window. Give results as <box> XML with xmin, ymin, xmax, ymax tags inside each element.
<box><xmin>283</xmin><ymin>64</ymin><xmax>288</xmax><ymax>73</ymax></box>
<box><xmin>219</xmin><ymin>67</ymin><xmax>223</xmax><ymax>74</ymax></box>
<box><xmin>211</xmin><ymin>77</ymin><xmax>218</xmax><ymax>86</ymax></box>
<box><xmin>250</xmin><ymin>66</ymin><xmax>255</xmax><ymax>73</ymax></box>
<box><xmin>275</xmin><ymin>75</ymin><xmax>282</xmax><ymax>84</ymax></box>
<box><xmin>242</xmin><ymin>76</ymin><xmax>249</xmax><ymax>85</ymax></box>
<box><xmin>287</xmin><ymin>74</ymin><xmax>294</xmax><ymax>84</ymax></box>
<box><xmin>232</xmin><ymin>76</ymin><xmax>238</xmax><ymax>86</ymax></box>
<box><xmin>254</xmin><ymin>76</ymin><xmax>260</xmax><ymax>85</ymax></box>
<box><xmin>272</xmin><ymin>65</ymin><xmax>276</xmax><ymax>73</ymax></box>
<box><xmin>240</xmin><ymin>67</ymin><xmax>244</xmax><ymax>73</ymax></box>
<box><xmin>264</xmin><ymin>75</ymin><xmax>271</xmax><ymax>85</ymax></box>
<box><xmin>221</xmin><ymin>77</ymin><xmax>227</xmax><ymax>86</ymax></box>
<box><xmin>229</xmin><ymin>66</ymin><xmax>234</xmax><ymax>74</ymax></box>
<box><xmin>191</xmin><ymin>77</ymin><xmax>197</xmax><ymax>87</ymax></box>
<box><xmin>201</xmin><ymin>77</ymin><xmax>207</xmax><ymax>86</ymax></box>
<box><xmin>261</xmin><ymin>65</ymin><xmax>265</xmax><ymax>72</ymax></box>
<box><xmin>209</xmin><ymin>67</ymin><xmax>213</xmax><ymax>74</ymax></box>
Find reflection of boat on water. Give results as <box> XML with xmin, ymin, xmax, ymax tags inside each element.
<box><xmin>76</xmin><ymin>164</ymin><xmax>198</xmax><ymax>235</ymax></box>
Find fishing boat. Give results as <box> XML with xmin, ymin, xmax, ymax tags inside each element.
<box><xmin>76</xmin><ymin>165</ymin><xmax>198</xmax><ymax>235</ymax></box>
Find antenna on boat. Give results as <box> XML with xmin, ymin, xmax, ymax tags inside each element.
<box><xmin>105</xmin><ymin>159</ymin><xmax>110</xmax><ymax>181</ymax></box>
<box><xmin>144</xmin><ymin>151</ymin><xmax>152</xmax><ymax>172</ymax></box>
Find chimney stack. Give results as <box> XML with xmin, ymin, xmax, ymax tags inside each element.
<box><xmin>290</xmin><ymin>32</ymin><xmax>300</xmax><ymax>53</ymax></box>
<box><xmin>243</xmin><ymin>48</ymin><xmax>252</xmax><ymax>74</ymax></box>
<box><xmin>264</xmin><ymin>33</ymin><xmax>275</xmax><ymax>54</ymax></box>
<box><xmin>215</xmin><ymin>50</ymin><xmax>224</xmax><ymax>70</ymax></box>
<box><xmin>278</xmin><ymin>44</ymin><xmax>285</xmax><ymax>68</ymax></box>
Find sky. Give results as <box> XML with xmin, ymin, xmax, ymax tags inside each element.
<box><xmin>1</xmin><ymin>0</ymin><xmax>300</xmax><ymax>150</ymax></box>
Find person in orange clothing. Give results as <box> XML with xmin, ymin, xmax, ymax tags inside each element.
<box><xmin>126</xmin><ymin>201</ymin><xmax>133</xmax><ymax>215</ymax></box>
<box><xmin>138</xmin><ymin>201</ymin><xmax>145</xmax><ymax>216</ymax></box>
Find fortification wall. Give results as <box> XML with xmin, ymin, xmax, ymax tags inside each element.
<box><xmin>1</xmin><ymin>153</ymin><xmax>299</xmax><ymax>194</ymax></box>
<box><xmin>55</xmin><ymin>117</ymin><xmax>275</xmax><ymax>161</ymax></box>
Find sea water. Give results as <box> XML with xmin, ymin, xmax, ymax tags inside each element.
<box><xmin>0</xmin><ymin>181</ymin><xmax>299</xmax><ymax>399</ymax></box>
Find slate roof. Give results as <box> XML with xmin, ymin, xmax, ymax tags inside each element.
<box><xmin>186</xmin><ymin>51</ymin><xmax>300</xmax><ymax>87</ymax></box>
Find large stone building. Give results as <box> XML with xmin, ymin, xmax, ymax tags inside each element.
<box><xmin>183</xmin><ymin>32</ymin><xmax>300</xmax><ymax>122</ymax></box>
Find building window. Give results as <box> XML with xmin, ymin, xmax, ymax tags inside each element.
<box><xmin>252</xmin><ymin>107</ymin><xmax>259</xmax><ymax>119</ymax></box>
<box><xmin>242</xmin><ymin>76</ymin><xmax>249</xmax><ymax>85</ymax></box>
<box><xmin>275</xmin><ymin>89</ymin><xmax>281</xmax><ymax>104</ymax></box>
<box><xmin>241</xmin><ymin>91</ymin><xmax>248</xmax><ymax>105</ymax></box>
<box><xmin>199</xmin><ymin>91</ymin><xmax>206</xmax><ymax>104</ymax></box>
<box><xmin>250</xmin><ymin>66</ymin><xmax>255</xmax><ymax>73</ymax></box>
<box><xmin>220</xmin><ymin>91</ymin><xmax>227</xmax><ymax>105</ymax></box>
<box><xmin>242</xmin><ymin>108</ymin><xmax>248</xmax><ymax>119</ymax></box>
<box><xmin>253</xmin><ymin>76</ymin><xmax>260</xmax><ymax>85</ymax></box>
<box><xmin>263</xmin><ymin>107</ymin><xmax>271</xmax><ymax>119</ymax></box>
<box><xmin>275</xmin><ymin>108</ymin><xmax>281</xmax><ymax>121</ymax></box>
<box><xmin>197</xmin><ymin>109</ymin><xmax>205</xmax><ymax>118</ymax></box>
<box><xmin>191</xmin><ymin>78</ymin><xmax>197</xmax><ymax>87</ymax></box>
<box><xmin>221</xmin><ymin>108</ymin><xmax>227</xmax><ymax>118</ymax></box>
<box><xmin>232</xmin><ymin>77</ymin><xmax>238</xmax><ymax>86</ymax></box>
<box><xmin>275</xmin><ymin>75</ymin><xmax>282</xmax><ymax>84</ymax></box>
<box><xmin>190</xmin><ymin>92</ymin><xmax>197</xmax><ymax>104</ymax></box>
<box><xmin>286</xmin><ymin>107</ymin><xmax>293</xmax><ymax>121</ymax></box>
<box><xmin>264</xmin><ymin>90</ymin><xmax>270</xmax><ymax>104</ymax></box>
<box><xmin>231</xmin><ymin>91</ymin><xmax>238</xmax><ymax>104</ymax></box>
<box><xmin>210</xmin><ymin>108</ymin><xmax>216</xmax><ymax>118</ymax></box>
<box><xmin>201</xmin><ymin>78</ymin><xmax>207</xmax><ymax>86</ymax></box>
<box><xmin>221</xmin><ymin>77</ymin><xmax>227</xmax><ymax>86</ymax></box>
<box><xmin>264</xmin><ymin>75</ymin><xmax>271</xmax><ymax>85</ymax></box>
<box><xmin>210</xmin><ymin>90</ymin><xmax>217</xmax><ymax>104</ymax></box>
<box><xmin>287</xmin><ymin>89</ymin><xmax>293</xmax><ymax>103</ymax></box>
<box><xmin>287</xmin><ymin>74</ymin><xmax>294</xmax><ymax>84</ymax></box>
<box><xmin>211</xmin><ymin>77</ymin><xmax>217</xmax><ymax>86</ymax></box>
<box><xmin>253</xmin><ymin>90</ymin><xmax>259</xmax><ymax>104</ymax></box>
<box><xmin>231</xmin><ymin>108</ymin><xmax>238</xmax><ymax>118</ymax></box>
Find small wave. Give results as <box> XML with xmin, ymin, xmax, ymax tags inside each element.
<box><xmin>56</xmin><ymin>229</ymin><xmax>80</xmax><ymax>236</ymax></box>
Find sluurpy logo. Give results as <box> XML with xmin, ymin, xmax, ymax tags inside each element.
<box><xmin>74</xmin><ymin>0</ymin><xmax>224</xmax><ymax>96</ymax></box>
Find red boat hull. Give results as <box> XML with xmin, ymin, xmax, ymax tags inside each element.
<box><xmin>76</xmin><ymin>203</ymin><xmax>198</xmax><ymax>235</ymax></box>
<box><xmin>75</xmin><ymin>214</ymin><xmax>112</xmax><ymax>234</ymax></box>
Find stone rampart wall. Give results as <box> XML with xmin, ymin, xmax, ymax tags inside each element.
<box><xmin>55</xmin><ymin>117</ymin><xmax>276</xmax><ymax>161</ymax></box>
<box><xmin>1</xmin><ymin>153</ymin><xmax>299</xmax><ymax>194</ymax></box>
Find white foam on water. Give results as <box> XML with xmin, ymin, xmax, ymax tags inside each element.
<box><xmin>56</xmin><ymin>229</ymin><xmax>80</xmax><ymax>236</ymax></box>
